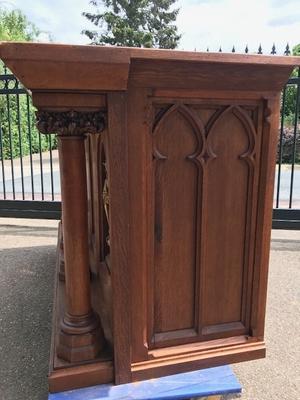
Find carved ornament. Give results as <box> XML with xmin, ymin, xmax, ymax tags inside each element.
<box><xmin>36</xmin><ymin>110</ymin><xmax>106</xmax><ymax>136</ymax></box>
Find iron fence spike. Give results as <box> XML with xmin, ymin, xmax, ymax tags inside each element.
<box><xmin>284</xmin><ymin>43</ymin><xmax>291</xmax><ymax>56</ymax></box>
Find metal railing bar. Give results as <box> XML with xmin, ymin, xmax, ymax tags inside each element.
<box><xmin>6</xmin><ymin>91</ymin><xmax>15</xmax><ymax>199</ymax></box>
<box><xmin>0</xmin><ymin>113</ymin><xmax>6</xmax><ymax>199</ymax></box>
<box><xmin>0</xmin><ymin>200</ymin><xmax>61</xmax><ymax>219</ymax></box>
<box><xmin>0</xmin><ymin>199</ymin><xmax>61</xmax><ymax>210</ymax></box>
<box><xmin>276</xmin><ymin>86</ymin><xmax>287</xmax><ymax>208</ymax></box>
<box><xmin>273</xmin><ymin>208</ymin><xmax>300</xmax><ymax>219</ymax></box>
<box><xmin>0</xmin><ymin>73</ymin><xmax>21</xmax><ymax>80</ymax></box>
<box><xmin>49</xmin><ymin>135</ymin><xmax>55</xmax><ymax>201</ymax></box>
<box><xmin>26</xmin><ymin>94</ymin><xmax>35</xmax><ymax>200</ymax></box>
<box><xmin>287</xmin><ymin>76</ymin><xmax>300</xmax><ymax>85</ymax></box>
<box><xmin>16</xmin><ymin>88</ymin><xmax>25</xmax><ymax>200</ymax></box>
<box><xmin>272</xmin><ymin>208</ymin><xmax>300</xmax><ymax>230</ymax></box>
<box><xmin>288</xmin><ymin>67</ymin><xmax>300</xmax><ymax>208</ymax></box>
<box><xmin>0</xmin><ymin>89</ymin><xmax>27</xmax><ymax>95</ymax></box>
<box><xmin>38</xmin><ymin>129</ymin><xmax>44</xmax><ymax>200</ymax></box>
<box><xmin>272</xmin><ymin>220</ymin><xmax>300</xmax><ymax>230</ymax></box>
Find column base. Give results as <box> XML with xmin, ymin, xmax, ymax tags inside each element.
<box><xmin>49</xmin><ymin>231</ymin><xmax>113</xmax><ymax>392</ymax></box>
<box><xmin>57</xmin><ymin>312</ymin><xmax>104</xmax><ymax>363</ymax></box>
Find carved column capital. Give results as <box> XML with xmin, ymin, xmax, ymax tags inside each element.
<box><xmin>36</xmin><ymin>110</ymin><xmax>106</xmax><ymax>136</ymax></box>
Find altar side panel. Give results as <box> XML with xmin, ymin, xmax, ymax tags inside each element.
<box><xmin>152</xmin><ymin>109</ymin><xmax>200</xmax><ymax>340</ymax></box>
<box><xmin>201</xmin><ymin>109</ymin><xmax>255</xmax><ymax>337</ymax></box>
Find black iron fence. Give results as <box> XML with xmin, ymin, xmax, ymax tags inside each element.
<box><xmin>0</xmin><ymin>50</ymin><xmax>299</xmax><ymax>228</ymax></box>
<box><xmin>273</xmin><ymin>65</ymin><xmax>300</xmax><ymax>229</ymax></box>
<box><xmin>0</xmin><ymin>65</ymin><xmax>61</xmax><ymax>218</ymax></box>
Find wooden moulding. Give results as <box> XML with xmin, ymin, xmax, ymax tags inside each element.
<box><xmin>131</xmin><ymin>337</ymin><xmax>265</xmax><ymax>381</ymax></box>
<box><xmin>49</xmin><ymin>223</ymin><xmax>114</xmax><ymax>393</ymax></box>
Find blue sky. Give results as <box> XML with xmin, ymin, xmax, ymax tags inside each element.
<box><xmin>5</xmin><ymin>0</ymin><xmax>300</xmax><ymax>53</ymax></box>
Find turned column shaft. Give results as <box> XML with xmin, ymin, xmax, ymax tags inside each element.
<box><xmin>59</xmin><ymin>136</ymin><xmax>91</xmax><ymax>317</ymax></box>
<box><xmin>36</xmin><ymin>109</ymin><xmax>106</xmax><ymax>363</ymax></box>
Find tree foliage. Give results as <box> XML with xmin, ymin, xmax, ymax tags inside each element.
<box><xmin>82</xmin><ymin>0</ymin><xmax>181</xmax><ymax>49</ymax></box>
<box><xmin>283</xmin><ymin>44</ymin><xmax>300</xmax><ymax>121</ymax></box>
<box><xmin>0</xmin><ymin>9</ymin><xmax>40</xmax><ymax>42</ymax></box>
<box><xmin>278</xmin><ymin>44</ymin><xmax>300</xmax><ymax>164</ymax></box>
<box><xmin>0</xmin><ymin>8</ymin><xmax>54</xmax><ymax>160</ymax></box>
<box><xmin>292</xmin><ymin>43</ymin><xmax>300</xmax><ymax>56</ymax></box>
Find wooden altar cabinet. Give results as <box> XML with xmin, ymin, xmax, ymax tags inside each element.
<box><xmin>0</xmin><ymin>42</ymin><xmax>298</xmax><ymax>393</ymax></box>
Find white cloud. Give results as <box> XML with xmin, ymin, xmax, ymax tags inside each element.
<box><xmin>5</xmin><ymin>0</ymin><xmax>300</xmax><ymax>53</ymax></box>
<box><xmin>8</xmin><ymin>0</ymin><xmax>95</xmax><ymax>44</ymax></box>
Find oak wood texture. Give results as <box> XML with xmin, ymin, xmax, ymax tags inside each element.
<box><xmin>1</xmin><ymin>42</ymin><xmax>298</xmax><ymax>392</ymax></box>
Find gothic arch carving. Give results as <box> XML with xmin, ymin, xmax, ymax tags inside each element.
<box><xmin>206</xmin><ymin>105</ymin><xmax>257</xmax><ymax>166</ymax></box>
<box><xmin>152</xmin><ymin>103</ymin><xmax>206</xmax><ymax>161</ymax></box>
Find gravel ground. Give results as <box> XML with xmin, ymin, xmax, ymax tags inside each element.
<box><xmin>0</xmin><ymin>218</ymin><xmax>299</xmax><ymax>400</ymax></box>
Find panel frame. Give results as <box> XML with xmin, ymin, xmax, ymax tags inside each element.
<box><xmin>128</xmin><ymin>88</ymin><xmax>279</xmax><ymax>378</ymax></box>
<box><xmin>107</xmin><ymin>92</ymin><xmax>131</xmax><ymax>384</ymax></box>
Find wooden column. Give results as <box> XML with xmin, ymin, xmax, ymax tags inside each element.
<box><xmin>37</xmin><ymin>110</ymin><xmax>105</xmax><ymax>363</ymax></box>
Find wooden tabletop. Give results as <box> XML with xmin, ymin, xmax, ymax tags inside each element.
<box><xmin>0</xmin><ymin>42</ymin><xmax>299</xmax><ymax>92</ymax></box>
<box><xmin>1</xmin><ymin>41</ymin><xmax>299</xmax><ymax>66</ymax></box>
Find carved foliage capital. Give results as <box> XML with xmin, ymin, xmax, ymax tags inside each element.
<box><xmin>36</xmin><ymin>110</ymin><xmax>106</xmax><ymax>136</ymax></box>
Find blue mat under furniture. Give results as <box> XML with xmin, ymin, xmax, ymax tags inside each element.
<box><xmin>48</xmin><ymin>365</ymin><xmax>241</xmax><ymax>400</ymax></box>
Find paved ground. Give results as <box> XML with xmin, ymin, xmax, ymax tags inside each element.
<box><xmin>0</xmin><ymin>218</ymin><xmax>58</xmax><ymax>400</ymax></box>
<box><xmin>0</xmin><ymin>218</ymin><xmax>299</xmax><ymax>400</ymax></box>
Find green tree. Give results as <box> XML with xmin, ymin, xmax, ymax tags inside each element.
<box><xmin>292</xmin><ymin>44</ymin><xmax>300</xmax><ymax>56</ymax></box>
<box><xmin>82</xmin><ymin>0</ymin><xmax>181</xmax><ymax>49</ymax></box>
<box><xmin>0</xmin><ymin>8</ymin><xmax>54</xmax><ymax>161</ymax></box>
<box><xmin>0</xmin><ymin>9</ymin><xmax>40</xmax><ymax>41</ymax></box>
<box><xmin>278</xmin><ymin>44</ymin><xmax>300</xmax><ymax>164</ymax></box>
<box><xmin>283</xmin><ymin>44</ymin><xmax>300</xmax><ymax>123</ymax></box>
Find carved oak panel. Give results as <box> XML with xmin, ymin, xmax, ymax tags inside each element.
<box><xmin>151</xmin><ymin>105</ymin><xmax>203</xmax><ymax>342</ymax></box>
<box><xmin>149</xmin><ymin>100</ymin><xmax>262</xmax><ymax>348</ymax></box>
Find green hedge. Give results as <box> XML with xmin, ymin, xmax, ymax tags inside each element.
<box><xmin>277</xmin><ymin>126</ymin><xmax>300</xmax><ymax>164</ymax></box>
<box><xmin>0</xmin><ymin>93</ymin><xmax>57</xmax><ymax>160</ymax></box>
